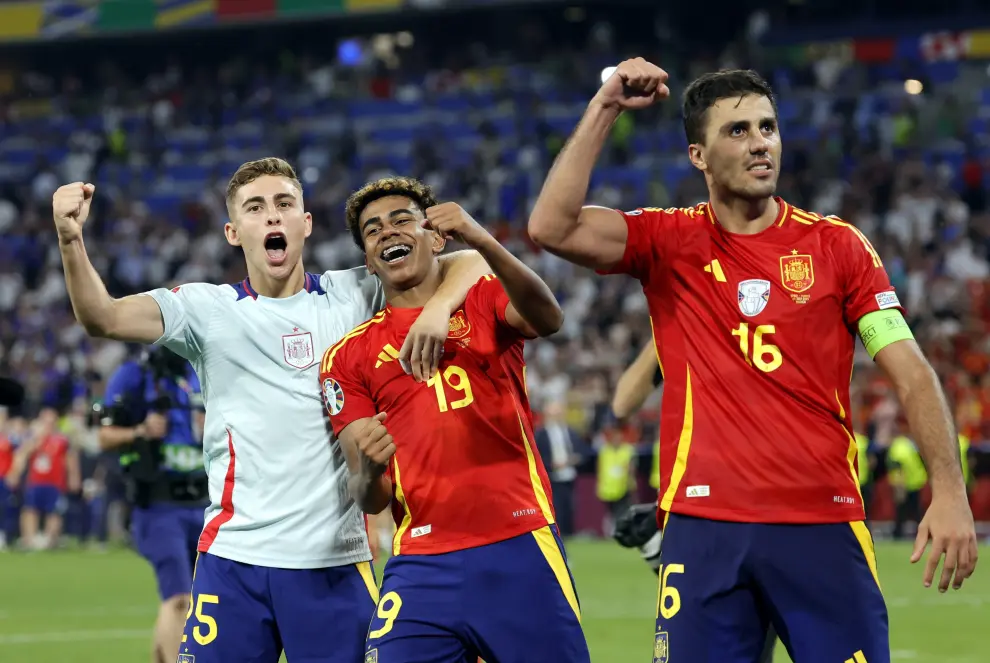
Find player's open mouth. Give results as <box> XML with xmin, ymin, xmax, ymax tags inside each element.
<box><xmin>380</xmin><ymin>244</ymin><xmax>412</xmax><ymax>265</ymax></box>
<box><xmin>747</xmin><ymin>160</ymin><xmax>773</xmax><ymax>176</ymax></box>
<box><xmin>264</xmin><ymin>232</ymin><xmax>288</xmax><ymax>264</ymax></box>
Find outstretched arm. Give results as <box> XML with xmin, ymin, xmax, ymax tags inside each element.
<box><xmin>399</xmin><ymin>249</ymin><xmax>492</xmax><ymax>381</ymax></box>
<box><xmin>55</xmin><ymin>183</ymin><xmax>165</xmax><ymax>343</ymax></box>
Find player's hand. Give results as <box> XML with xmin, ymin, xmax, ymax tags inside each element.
<box><xmin>911</xmin><ymin>490</ymin><xmax>979</xmax><ymax>591</ymax></box>
<box><xmin>400</xmin><ymin>301</ymin><xmax>449</xmax><ymax>382</ymax></box>
<box><xmin>613</xmin><ymin>502</ymin><xmax>660</xmax><ymax>549</ymax></box>
<box><xmin>423</xmin><ymin>202</ymin><xmax>492</xmax><ymax>249</ymax></box>
<box><xmin>52</xmin><ymin>182</ymin><xmax>96</xmax><ymax>245</ymax></box>
<box><xmin>593</xmin><ymin>58</ymin><xmax>670</xmax><ymax>112</ymax></box>
<box><xmin>356</xmin><ymin>413</ymin><xmax>395</xmax><ymax>476</ymax></box>
<box><xmin>141</xmin><ymin>413</ymin><xmax>168</xmax><ymax>439</ymax></box>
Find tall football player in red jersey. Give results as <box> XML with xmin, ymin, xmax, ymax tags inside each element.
<box><xmin>529</xmin><ymin>60</ymin><xmax>978</xmax><ymax>663</ymax></box>
<box><xmin>319</xmin><ymin>176</ymin><xmax>590</xmax><ymax>663</ymax></box>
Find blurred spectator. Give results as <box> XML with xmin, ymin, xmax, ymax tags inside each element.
<box><xmin>535</xmin><ymin>401</ymin><xmax>587</xmax><ymax>537</ymax></box>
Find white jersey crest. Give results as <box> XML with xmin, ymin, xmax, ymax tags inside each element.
<box><xmin>146</xmin><ymin>268</ymin><xmax>384</xmax><ymax>569</ymax></box>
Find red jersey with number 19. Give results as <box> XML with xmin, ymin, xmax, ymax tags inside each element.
<box><xmin>319</xmin><ymin>275</ymin><xmax>555</xmax><ymax>556</ymax></box>
<box><xmin>600</xmin><ymin>198</ymin><xmax>904</xmax><ymax>524</ymax></box>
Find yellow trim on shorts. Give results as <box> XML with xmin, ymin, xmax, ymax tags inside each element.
<box><xmin>356</xmin><ymin>561</ymin><xmax>380</xmax><ymax>603</ymax></box>
<box><xmin>531</xmin><ymin>526</ymin><xmax>581</xmax><ymax>623</ymax></box>
<box><xmin>850</xmin><ymin>521</ymin><xmax>881</xmax><ymax>592</ymax></box>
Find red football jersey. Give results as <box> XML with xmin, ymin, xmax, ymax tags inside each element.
<box><xmin>0</xmin><ymin>435</ymin><xmax>12</xmax><ymax>477</ymax></box>
<box><xmin>602</xmin><ymin>198</ymin><xmax>903</xmax><ymax>524</ymax></box>
<box><xmin>319</xmin><ymin>275</ymin><xmax>555</xmax><ymax>555</ymax></box>
<box><xmin>27</xmin><ymin>434</ymin><xmax>69</xmax><ymax>490</ymax></box>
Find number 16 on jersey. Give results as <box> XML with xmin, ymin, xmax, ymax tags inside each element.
<box><xmin>731</xmin><ymin>323</ymin><xmax>783</xmax><ymax>373</ymax></box>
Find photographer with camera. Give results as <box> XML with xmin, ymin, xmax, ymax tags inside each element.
<box><xmin>100</xmin><ymin>346</ymin><xmax>206</xmax><ymax>663</ymax></box>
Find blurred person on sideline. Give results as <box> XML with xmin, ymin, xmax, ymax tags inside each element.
<box><xmin>535</xmin><ymin>400</ymin><xmax>588</xmax><ymax>537</ymax></box>
<box><xmin>7</xmin><ymin>407</ymin><xmax>80</xmax><ymax>550</ymax></box>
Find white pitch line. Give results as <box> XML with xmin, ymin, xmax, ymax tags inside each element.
<box><xmin>0</xmin><ymin>628</ymin><xmax>147</xmax><ymax>645</ymax></box>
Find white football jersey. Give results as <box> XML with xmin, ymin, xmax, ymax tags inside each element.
<box><xmin>145</xmin><ymin>269</ymin><xmax>384</xmax><ymax>569</ymax></box>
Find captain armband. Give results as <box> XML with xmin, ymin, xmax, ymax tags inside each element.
<box><xmin>857</xmin><ymin>309</ymin><xmax>914</xmax><ymax>359</ymax></box>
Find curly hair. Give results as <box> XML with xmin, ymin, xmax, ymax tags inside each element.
<box><xmin>681</xmin><ymin>69</ymin><xmax>777</xmax><ymax>145</ymax></box>
<box><xmin>344</xmin><ymin>176</ymin><xmax>439</xmax><ymax>250</ymax></box>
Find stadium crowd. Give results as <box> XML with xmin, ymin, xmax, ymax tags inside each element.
<box><xmin>2</xmin><ymin>9</ymin><xmax>990</xmax><ymax>550</ymax></box>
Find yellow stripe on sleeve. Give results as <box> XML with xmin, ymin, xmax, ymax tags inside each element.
<box><xmin>320</xmin><ymin>311</ymin><xmax>387</xmax><ymax>373</ymax></box>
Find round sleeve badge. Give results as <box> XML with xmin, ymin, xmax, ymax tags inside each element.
<box><xmin>323</xmin><ymin>377</ymin><xmax>344</xmax><ymax>416</ymax></box>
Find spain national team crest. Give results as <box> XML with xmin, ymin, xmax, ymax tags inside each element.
<box><xmin>448</xmin><ymin>310</ymin><xmax>472</xmax><ymax>346</ymax></box>
<box><xmin>737</xmin><ymin>279</ymin><xmax>771</xmax><ymax>317</ymax></box>
<box><xmin>323</xmin><ymin>378</ymin><xmax>344</xmax><ymax>416</ymax></box>
<box><xmin>653</xmin><ymin>630</ymin><xmax>669</xmax><ymax>663</ymax></box>
<box><xmin>282</xmin><ymin>330</ymin><xmax>315</xmax><ymax>369</ymax></box>
<box><xmin>780</xmin><ymin>253</ymin><xmax>815</xmax><ymax>293</ymax></box>
<box><xmin>365</xmin><ymin>649</ymin><xmax>378</xmax><ymax>663</ymax></box>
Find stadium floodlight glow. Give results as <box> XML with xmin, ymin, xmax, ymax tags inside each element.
<box><xmin>904</xmin><ymin>79</ymin><xmax>923</xmax><ymax>95</ymax></box>
<box><xmin>601</xmin><ymin>67</ymin><xmax>617</xmax><ymax>84</ymax></box>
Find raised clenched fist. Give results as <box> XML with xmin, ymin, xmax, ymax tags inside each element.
<box><xmin>52</xmin><ymin>182</ymin><xmax>96</xmax><ymax>245</ymax></box>
<box><xmin>594</xmin><ymin>58</ymin><xmax>670</xmax><ymax>112</ymax></box>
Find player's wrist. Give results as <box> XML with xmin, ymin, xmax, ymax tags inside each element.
<box><xmin>929</xmin><ymin>476</ymin><xmax>968</xmax><ymax>501</ymax></box>
<box><xmin>587</xmin><ymin>95</ymin><xmax>624</xmax><ymax>120</ymax></box>
<box><xmin>58</xmin><ymin>233</ymin><xmax>85</xmax><ymax>250</ymax></box>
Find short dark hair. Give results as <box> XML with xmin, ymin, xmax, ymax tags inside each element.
<box><xmin>681</xmin><ymin>69</ymin><xmax>777</xmax><ymax>145</ymax></box>
<box><xmin>344</xmin><ymin>176</ymin><xmax>438</xmax><ymax>250</ymax></box>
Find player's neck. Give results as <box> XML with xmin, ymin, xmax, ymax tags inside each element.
<box><xmin>246</xmin><ymin>260</ymin><xmax>306</xmax><ymax>299</ymax></box>
<box><xmin>709</xmin><ymin>191</ymin><xmax>779</xmax><ymax>235</ymax></box>
<box><xmin>385</xmin><ymin>265</ymin><xmax>443</xmax><ymax>309</ymax></box>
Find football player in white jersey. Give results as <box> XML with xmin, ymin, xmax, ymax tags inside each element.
<box><xmin>52</xmin><ymin>158</ymin><xmax>489</xmax><ymax>663</ymax></box>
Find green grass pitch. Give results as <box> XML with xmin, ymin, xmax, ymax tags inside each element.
<box><xmin>0</xmin><ymin>540</ymin><xmax>985</xmax><ymax>662</ymax></box>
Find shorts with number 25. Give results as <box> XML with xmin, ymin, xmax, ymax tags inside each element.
<box><xmin>365</xmin><ymin>525</ymin><xmax>590</xmax><ymax>663</ymax></box>
<box><xmin>177</xmin><ymin>552</ymin><xmax>378</xmax><ymax>663</ymax></box>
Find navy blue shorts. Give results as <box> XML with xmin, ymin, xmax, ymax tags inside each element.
<box><xmin>365</xmin><ymin>525</ymin><xmax>589</xmax><ymax>663</ymax></box>
<box><xmin>178</xmin><ymin>552</ymin><xmax>378</xmax><ymax>663</ymax></box>
<box><xmin>653</xmin><ymin>514</ymin><xmax>889</xmax><ymax>663</ymax></box>
<box><xmin>131</xmin><ymin>504</ymin><xmax>203</xmax><ymax>600</ymax></box>
<box><xmin>24</xmin><ymin>485</ymin><xmax>65</xmax><ymax>516</ymax></box>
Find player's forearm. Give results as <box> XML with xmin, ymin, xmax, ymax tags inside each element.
<box><xmin>529</xmin><ymin>101</ymin><xmax>619</xmax><ymax>246</ymax></box>
<box><xmin>98</xmin><ymin>425</ymin><xmax>143</xmax><ymax>451</ymax></box>
<box><xmin>348</xmin><ymin>472</ymin><xmax>392</xmax><ymax>514</ymax></box>
<box><xmin>613</xmin><ymin>343</ymin><xmax>659</xmax><ymax>418</ymax></box>
<box><xmin>473</xmin><ymin>234</ymin><xmax>563</xmax><ymax>336</ymax></box>
<box><xmin>59</xmin><ymin>238</ymin><xmax>119</xmax><ymax>336</ymax></box>
<box><xmin>433</xmin><ymin>250</ymin><xmax>491</xmax><ymax>313</ymax></box>
<box><xmin>896</xmin><ymin>366</ymin><xmax>966</xmax><ymax>497</ymax></box>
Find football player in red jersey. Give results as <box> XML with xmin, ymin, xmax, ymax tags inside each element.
<box><xmin>319</xmin><ymin>176</ymin><xmax>590</xmax><ymax>663</ymax></box>
<box><xmin>8</xmin><ymin>407</ymin><xmax>80</xmax><ymax>550</ymax></box>
<box><xmin>529</xmin><ymin>60</ymin><xmax>978</xmax><ymax>663</ymax></box>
